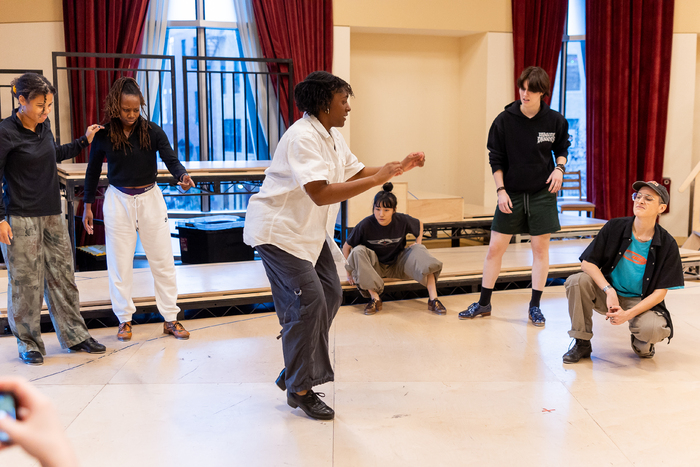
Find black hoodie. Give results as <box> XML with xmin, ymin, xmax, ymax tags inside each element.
<box><xmin>487</xmin><ymin>100</ymin><xmax>570</xmax><ymax>194</ymax></box>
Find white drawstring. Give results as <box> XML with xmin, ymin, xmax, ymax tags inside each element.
<box><xmin>132</xmin><ymin>195</ymin><xmax>142</xmax><ymax>232</ymax></box>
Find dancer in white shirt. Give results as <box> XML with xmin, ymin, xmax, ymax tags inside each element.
<box><xmin>244</xmin><ymin>71</ymin><xmax>425</xmax><ymax>420</ymax></box>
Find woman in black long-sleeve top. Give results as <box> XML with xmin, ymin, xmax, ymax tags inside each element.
<box><xmin>0</xmin><ymin>73</ymin><xmax>106</xmax><ymax>365</ymax></box>
<box><xmin>82</xmin><ymin>77</ymin><xmax>194</xmax><ymax>342</ymax></box>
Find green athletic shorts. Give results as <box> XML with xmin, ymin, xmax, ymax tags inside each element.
<box><xmin>491</xmin><ymin>187</ymin><xmax>560</xmax><ymax>236</ymax></box>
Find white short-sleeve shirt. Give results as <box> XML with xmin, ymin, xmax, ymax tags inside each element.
<box><xmin>243</xmin><ymin>113</ymin><xmax>365</xmax><ymax>264</ymax></box>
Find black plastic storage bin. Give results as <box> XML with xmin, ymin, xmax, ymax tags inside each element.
<box><xmin>176</xmin><ymin>216</ymin><xmax>254</xmax><ymax>264</ymax></box>
<box><xmin>76</xmin><ymin>245</ymin><xmax>108</xmax><ymax>271</ymax></box>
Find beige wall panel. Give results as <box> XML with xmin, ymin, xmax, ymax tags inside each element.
<box><xmin>334</xmin><ymin>0</ymin><xmax>511</xmax><ymax>33</ymax></box>
<box><xmin>0</xmin><ymin>21</ymin><xmax>65</xmax><ymax>126</ymax></box>
<box><xmin>483</xmin><ymin>32</ymin><xmax>514</xmax><ymax>209</ymax></box>
<box><xmin>0</xmin><ymin>0</ymin><xmax>62</xmax><ymax>23</ymax></box>
<box><xmin>457</xmin><ymin>33</ymin><xmax>488</xmax><ymax>206</ymax></box>
<box><xmin>333</xmin><ymin>26</ymin><xmax>352</xmax><ymax>145</ymax></box>
<box><xmin>349</xmin><ymin>32</ymin><xmax>461</xmax><ymax>199</ymax></box>
<box><xmin>661</xmin><ymin>34</ymin><xmax>696</xmax><ymax>237</ymax></box>
<box><xmin>674</xmin><ymin>0</ymin><xmax>700</xmax><ymax>33</ymax></box>
<box><xmin>692</xmin><ymin>34</ymin><xmax>700</xmax><ymax>234</ymax></box>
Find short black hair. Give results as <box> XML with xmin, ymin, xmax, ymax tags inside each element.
<box><xmin>517</xmin><ymin>66</ymin><xmax>550</xmax><ymax>97</ymax></box>
<box><xmin>10</xmin><ymin>73</ymin><xmax>56</xmax><ymax>102</ymax></box>
<box><xmin>373</xmin><ymin>183</ymin><xmax>397</xmax><ymax>210</ymax></box>
<box><xmin>294</xmin><ymin>71</ymin><xmax>353</xmax><ymax>117</ymax></box>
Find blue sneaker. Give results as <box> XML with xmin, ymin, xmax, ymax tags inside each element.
<box><xmin>458</xmin><ymin>302</ymin><xmax>492</xmax><ymax>320</ymax></box>
<box><xmin>528</xmin><ymin>306</ymin><xmax>546</xmax><ymax>327</ymax></box>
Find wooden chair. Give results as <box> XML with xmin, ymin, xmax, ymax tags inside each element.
<box><xmin>558</xmin><ymin>170</ymin><xmax>595</xmax><ymax>217</ymax></box>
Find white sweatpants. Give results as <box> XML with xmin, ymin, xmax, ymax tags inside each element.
<box><xmin>103</xmin><ymin>185</ymin><xmax>180</xmax><ymax>323</ymax></box>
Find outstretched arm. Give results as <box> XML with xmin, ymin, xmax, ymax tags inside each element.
<box><xmin>305</xmin><ymin>161</ymin><xmax>404</xmax><ymax>206</ymax></box>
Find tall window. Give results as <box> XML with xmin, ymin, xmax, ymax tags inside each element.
<box><xmin>163</xmin><ymin>0</ymin><xmax>272</xmax><ymax>212</ymax></box>
<box><xmin>551</xmin><ymin>0</ymin><xmax>586</xmax><ymax>197</ymax></box>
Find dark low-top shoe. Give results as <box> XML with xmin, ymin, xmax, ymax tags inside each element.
<box><xmin>364</xmin><ymin>298</ymin><xmax>382</xmax><ymax>315</ymax></box>
<box><xmin>562</xmin><ymin>338</ymin><xmax>592</xmax><ymax>364</ymax></box>
<box><xmin>458</xmin><ymin>302</ymin><xmax>492</xmax><ymax>319</ymax></box>
<box><xmin>428</xmin><ymin>298</ymin><xmax>447</xmax><ymax>315</ymax></box>
<box><xmin>19</xmin><ymin>351</ymin><xmax>43</xmax><ymax>365</ymax></box>
<box><xmin>69</xmin><ymin>337</ymin><xmax>106</xmax><ymax>354</ymax></box>
<box><xmin>287</xmin><ymin>390</ymin><xmax>334</xmax><ymax>420</ymax></box>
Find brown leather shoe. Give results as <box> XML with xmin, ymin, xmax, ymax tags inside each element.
<box><xmin>428</xmin><ymin>298</ymin><xmax>447</xmax><ymax>315</ymax></box>
<box><xmin>117</xmin><ymin>321</ymin><xmax>132</xmax><ymax>341</ymax></box>
<box><xmin>164</xmin><ymin>321</ymin><xmax>190</xmax><ymax>340</ymax></box>
<box><xmin>364</xmin><ymin>298</ymin><xmax>382</xmax><ymax>315</ymax></box>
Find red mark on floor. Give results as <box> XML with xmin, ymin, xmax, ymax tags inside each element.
<box><xmin>542</xmin><ymin>408</ymin><xmax>556</xmax><ymax>413</ymax></box>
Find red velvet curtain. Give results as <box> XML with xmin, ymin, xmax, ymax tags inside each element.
<box><xmin>252</xmin><ymin>0</ymin><xmax>334</xmax><ymax>126</ymax></box>
<box><xmin>586</xmin><ymin>0</ymin><xmax>674</xmax><ymax>220</ymax></box>
<box><xmin>63</xmin><ymin>0</ymin><xmax>150</xmax><ymax>246</ymax></box>
<box><xmin>512</xmin><ymin>0</ymin><xmax>568</xmax><ymax>104</ymax></box>
<box><xmin>63</xmin><ymin>0</ymin><xmax>150</xmax><ymax>158</ymax></box>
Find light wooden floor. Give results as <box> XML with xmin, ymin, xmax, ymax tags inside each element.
<box><xmin>1</xmin><ymin>283</ymin><xmax>699</xmax><ymax>466</ymax></box>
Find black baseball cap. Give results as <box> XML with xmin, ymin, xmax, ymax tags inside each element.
<box><xmin>632</xmin><ymin>180</ymin><xmax>669</xmax><ymax>205</ymax></box>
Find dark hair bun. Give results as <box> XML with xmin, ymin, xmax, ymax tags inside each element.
<box><xmin>382</xmin><ymin>182</ymin><xmax>393</xmax><ymax>192</ymax></box>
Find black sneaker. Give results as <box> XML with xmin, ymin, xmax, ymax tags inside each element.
<box><xmin>287</xmin><ymin>390</ymin><xmax>335</xmax><ymax>420</ymax></box>
<box><xmin>528</xmin><ymin>306</ymin><xmax>546</xmax><ymax>327</ymax></box>
<box><xmin>631</xmin><ymin>334</ymin><xmax>655</xmax><ymax>358</ymax></box>
<box><xmin>458</xmin><ymin>302</ymin><xmax>492</xmax><ymax>319</ymax></box>
<box><xmin>562</xmin><ymin>338</ymin><xmax>592</xmax><ymax>363</ymax></box>
<box><xmin>68</xmin><ymin>337</ymin><xmax>106</xmax><ymax>354</ymax></box>
<box><xmin>19</xmin><ymin>351</ymin><xmax>43</xmax><ymax>366</ymax></box>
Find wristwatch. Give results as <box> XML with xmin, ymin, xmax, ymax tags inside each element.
<box><xmin>555</xmin><ymin>163</ymin><xmax>566</xmax><ymax>173</ymax></box>
<box><xmin>602</xmin><ymin>285</ymin><xmax>613</xmax><ymax>293</ymax></box>
<box><xmin>496</xmin><ymin>186</ymin><xmax>506</xmax><ymax>193</ymax></box>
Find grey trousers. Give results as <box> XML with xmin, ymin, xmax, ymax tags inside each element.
<box><xmin>257</xmin><ymin>242</ymin><xmax>342</xmax><ymax>394</ymax></box>
<box><xmin>1</xmin><ymin>215</ymin><xmax>90</xmax><ymax>354</ymax></box>
<box><xmin>346</xmin><ymin>244</ymin><xmax>443</xmax><ymax>297</ymax></box>
<box><xmin>564</xmin><ymin>272</ymin><xmax>671</xmax><ymax>355</ymax></box>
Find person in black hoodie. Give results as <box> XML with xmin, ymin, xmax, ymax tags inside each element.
<box><xmin>0</xmin><ymin>73</ymin><xmax>106</xmax><ymax>365</ymax></box>
<box><xmin>459</xmin><ymin>66</ymin><xmax>570</xmax><ymax>326</ymax></box>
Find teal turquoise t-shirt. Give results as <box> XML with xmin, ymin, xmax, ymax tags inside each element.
<box><xmin>610</xmin><ymin>235</ymin><xmax>651</xmax><ymax>297</ymax></box>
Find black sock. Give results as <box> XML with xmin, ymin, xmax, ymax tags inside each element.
<box><xmin>530</xmin><ymin>289</ymin><xmax>543</xmax><ymax>308</ymax></box>
<box><xmin>479</xmin><ymin>287</ymin><xmax>493</xmax><ymax>306</ymax></box>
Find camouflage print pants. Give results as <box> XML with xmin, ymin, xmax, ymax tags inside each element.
<box><xmin>0</xmin><ymin>215</ymin><xmax>90</xmax><ymax>354</ymax></box>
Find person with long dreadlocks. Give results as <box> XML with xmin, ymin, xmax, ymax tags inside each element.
<box><xmin>82</xmin><ymin>77</ymin><xmax>195</xmax><ymax>341</ymax></box>
<box><xmin>0</xmin><ymin>73</ymin><xmax>106</xmax><ymax>365</ymax></box>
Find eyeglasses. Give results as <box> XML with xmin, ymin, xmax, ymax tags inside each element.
<box><xmin>632</xmin><ymin>192</ymin><xmax>656</xmax><ymax>203</ymax></box>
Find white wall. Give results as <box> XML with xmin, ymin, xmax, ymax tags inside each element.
<box><xmin>0</xmin><ymin>21</ymin><xmax>70</xmax><ymax>143</ymax></box>
<box><xmin>661</xmin><ymin>33</ymin><xmax>697</xmax><ymax>237</ymax></box>
<box><xmin>349</xmin><ymin>32</ymin><xmax>461</xmax><ymax>197</ymax></box>
<box><xmin>333</xmin><ymin>26</ymin><xmax>351</xmax><ymax>145</ymax></box>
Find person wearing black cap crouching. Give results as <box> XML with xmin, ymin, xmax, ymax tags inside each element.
<box><xmin>563</xmin><ymin>181</ymin><xmax>684</xmax><ymax>363</ymax></box>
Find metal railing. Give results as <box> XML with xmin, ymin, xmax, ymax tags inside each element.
<box><xmin>52</xmin><ymin>52</ymin><xmax>178</xmax><ymax>146</ymax></box>
<box><xmin>181</xmin><ymin>56</ymin><xmax>293</xmax><ymax>162</ymax></box>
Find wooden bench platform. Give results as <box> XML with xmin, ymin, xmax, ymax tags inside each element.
<box><xmin>2</xmin><ymin>239</ymin><xmax>700</xmax><ymax>321</ymax></box>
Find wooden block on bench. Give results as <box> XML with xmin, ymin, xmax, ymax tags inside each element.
<box><xmin>407</xmin><ymin>190</ymin><xmax>464</xmax><ymax>223</ymax></box>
